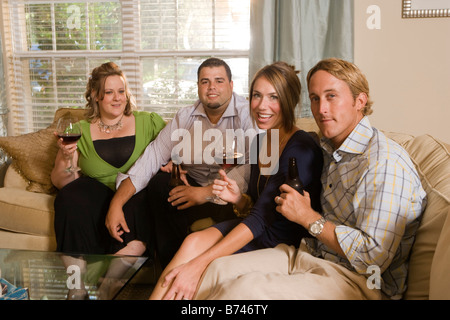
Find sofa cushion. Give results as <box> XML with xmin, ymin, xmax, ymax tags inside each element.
<box><xmin>53</xmin><ymin>108</ymin><xmax>87</xmax><ymax>123</ymax></box>
<box><xmin>0</xmin><ymin>126</ymin><xmax>59</xmax><ymax>194</ymax></box>
<box><xmin>386</xmin><ymin>133</ymin><xmax>450</xmax><ymax>299</ymax></box>
<box><xmin>4</xmin><ymin>161</ymin><xmax>30</xmax><ymax>190</ymax></box>
<box><xmin>0</xmin><ymin>187</ymin><xmax>55</xmax><ymax>236</ymax></box>
<box><xmin>0</xmin><ymin>108</ymin><xmax>86</xmax><ymax>194</ymax></box>
<box><xmin>0</xmin><ymin>230</ymin><xmax>56</xmax><ymax>251</ymax></box>
<box><xmin>295</xmin><ymin>117</ymin><xmax>319</xmax><ymax>133</ymax></box>
<box><xmin>429</xmin><ymin>206</ymin><xmax>450</xmax><ymax>299</ymax></box>
<box><xmin>444</xmin><ymin>142</ymin><xmax>450</xmax><ymax>152</ymax></box>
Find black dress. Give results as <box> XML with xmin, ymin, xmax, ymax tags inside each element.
<box><xmin>54</xmin><ymin>136</ymin><xmax>153</xmax><ymax>255</ymax></box>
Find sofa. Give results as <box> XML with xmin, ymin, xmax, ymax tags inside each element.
<box><xmin>0</xmin><ymin>110</ymin><xmax>449</xmax><ymax>299</ymax></box>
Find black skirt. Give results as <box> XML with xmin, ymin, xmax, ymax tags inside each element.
<box><xmin>54</xmin><ymin>176</ymin><xmax>153</xmax><ymax>255</ymax></box>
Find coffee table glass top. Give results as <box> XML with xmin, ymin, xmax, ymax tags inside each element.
<box><xmin>0</xmin><ymin>248</ymin><xmax>147</xmax><ymax>300</ymax></box>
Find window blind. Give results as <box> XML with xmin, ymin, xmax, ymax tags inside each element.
<box><xmin>0</xmin><ymin>33</ymin><xmax>8</xmax><ymax>139</ymax></box>
<box><xmin>1</xmin><ymin>0</ymin><xmax>250</xmax><ymax>135</ymax></box>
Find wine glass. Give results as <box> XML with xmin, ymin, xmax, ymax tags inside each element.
<box><xmin>56</xmin><ymin>115</ymin><xmax>82</xmax><ymax>173</ymax></box>
<box><xmin>207</xmin><ymin>137</ymin><xmax>244</xmax><ymax>205</ymax></box>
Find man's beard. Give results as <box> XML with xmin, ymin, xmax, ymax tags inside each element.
<box><xmin>205</xmin><ymin>96</ymin><xmax>232</xmax><ymax>110</ymax></box>
<box><xmin>206</xmin><ymin>103</ymin><xmax>221</xmax><ymax>110</ymax></box>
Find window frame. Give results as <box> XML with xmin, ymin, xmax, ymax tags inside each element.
<box><xmin>0</xmin><ymin>0</ymin><xmax>250</xmax><ymax>135</ymax></box>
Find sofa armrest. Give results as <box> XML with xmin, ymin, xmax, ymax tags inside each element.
<box><xmin>0</xmin><ymin>162</ymin><xmax>6</xmax><ymax>187</ymax></box>
<box><xmin>429</xmin><ymin>206</ymin><xmax>450</xmax><ymax>299</ymax></box>
<box><xmin>3</xmin><ymin>161</ymin><xmax>29</xmax><ymax>190</ymax></box>
<box><xmin>444</xmin><ymin>142</ymin><xmax>450</xmax><ymax>152</ymax></box>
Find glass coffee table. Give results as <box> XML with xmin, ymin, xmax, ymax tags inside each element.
<box><xmin>0</xmin><ymin>248</ymin><xmax>156</xmax><ymax>300</ymax></box>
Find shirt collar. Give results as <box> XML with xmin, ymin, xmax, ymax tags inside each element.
<box><xmin>192</xmin><ymin>93</ymin><xmax>238</xmax><ymax>120</ymax></box>
<box><xmin>321</xmin><ymin>116</ymin><xmax>373</xmax><ymax>162</ymax></box>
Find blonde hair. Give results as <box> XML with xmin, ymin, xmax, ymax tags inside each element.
<box><xmin>307</xmin><ymin>58</ymin><xmax>373</xmax><ymax>116</ymax></box>
<box><xmin>250</xmin><ymin>62</ymin><xmax>301</xmax><ymax>132</ymax></box>
<box><xmin>84</xmin><ymin>62</ymin><xmax>136</xmax><ymax>121</ymax></box>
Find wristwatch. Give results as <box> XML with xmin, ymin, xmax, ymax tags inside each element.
<box><xmin>308</xmin><ymin>217</ymin><xmax>326</xmax><ymax>237</ymax></box>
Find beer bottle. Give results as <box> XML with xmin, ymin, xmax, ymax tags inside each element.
<box><xmin>285</xmin><ymin>157</ymin><xmax>304</xmax><ymax>195</ymax></box>
<box><xmin>169</xmin><ymin>162</ymin><xmax>184</xmax><ymax>188</ymax></box>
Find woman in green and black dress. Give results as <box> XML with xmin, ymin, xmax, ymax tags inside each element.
<box><xmin>51</xmin><ymin>62</ymin><xmax>165</xmax><ymax>256</ymax></box>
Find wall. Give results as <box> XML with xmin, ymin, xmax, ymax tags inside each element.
<box><xmin>354</xmin><ymin>0</ymin><xmax>450</xmax><ymax>143</ymax></box>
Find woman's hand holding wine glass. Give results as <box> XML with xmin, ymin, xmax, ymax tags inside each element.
<box><xmin>211</xmin><ymin>169</ymin><xmax>242</xmax><ymax>204</ymax></box>
<box><xmin>207</xmin><ymin>137</ymin><xmax>244</xmax><ymax>205</ymax></box>
<box><xmin>56</xmin><ymin>116</ymin><xmax>82</xmax><ymax>173</ymax></box>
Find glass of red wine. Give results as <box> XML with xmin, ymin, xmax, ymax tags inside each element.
<box><xmin>56</xmin><ymin>115</ymin><xmax>82</xmax><ymax>173</ymax></box>
<box><xmin>208</xmin><ymin>137</ymin><xmax>244</xmax><ymax>205</ymax></box>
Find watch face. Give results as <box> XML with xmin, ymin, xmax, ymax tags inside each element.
<box><xmin>309</xmin><ymin>218</ymin><xmax>325</xmax><ymax>236</ymax></box>
<box><xmin>311</xmin><ymin>224</ymin><xmax>321</xmax><ymax>234</ymax></box>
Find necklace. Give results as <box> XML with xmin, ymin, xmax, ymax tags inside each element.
<box><xmin>98</xmin><ymin>115</ymin><xmax>124</xmax><ymax>134</ymax></box>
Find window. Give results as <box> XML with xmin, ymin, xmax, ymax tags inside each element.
<box><xmin>0</xmin><ymin>0</ymin><xmax>250</xmax><ymax>135</ymax></box>
<box><xmin>0</xmin><ymin>34</ymin><xmax>7</xmax><ymax>138</ymax></box>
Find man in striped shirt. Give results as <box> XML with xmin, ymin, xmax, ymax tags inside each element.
<box><xmin>194</xmin><ymin>58</ymin><xmax>427</xmax><ymax>300</ymax></box>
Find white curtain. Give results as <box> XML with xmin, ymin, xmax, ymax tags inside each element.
<box><xmin>250</xmin><ymin>0</ymin><xmax>354</xmax><ymax>117</ymax></box>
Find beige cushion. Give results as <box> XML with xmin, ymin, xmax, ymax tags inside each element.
<box><xmin>0</xmin><ymin>187</ymin><xmax>55</xmax><ymax>236</ymax></box>
<box><xmin>191</xmin><ymin>217</ymin><xmax>216</xmax><ymax>232</ymax></box>
<box><xmin>53</xmin><ymin>107</ymin><xmax>87</xmax><ymax>123</ymax></box>
<box><xmin>0</xmin><ymin>230</ymin><xmax>56</xmax><ymax>251</ymax></box>
<box><xmin>444</xmin><ymin>142</ymin><xmax>450</xmax><ymax>152</ymax></box>
<box><xmin>0</xmin><ymin>108</ymin><xmax>86</xmax><ymax>194</ymax></box>
<box><xmin>0</xmin><ymin>126</ymin><xmax>59</xmax><ymax>194</ymax></box>
<box><xmin>4</xmin><ymin>162</ymin><xmax>29</xmax><ymax>189</ymax></box>
<box><xmin>295</xmin><ymin>117</ymin><xmax>319</xmax><ymax>134</ymax></box>
<box><xmin>429</xmin><ymin>206</ymin><xmax>450</xmax><ymax>299</ymax></box>
<box><xmin>385</xmin><ymin>133</ymin><xmax>450</xmax><ymax>299</ymax></box>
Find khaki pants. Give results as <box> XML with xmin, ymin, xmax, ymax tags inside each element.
<box><xmin>195</xmin><ymin>242</ymin><xmax>383</xmax><ymax>300</ymax></box>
